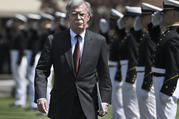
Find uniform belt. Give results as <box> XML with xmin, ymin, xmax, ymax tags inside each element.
<box><xmin>108</xmin><ymin>61</ymin><xmax>118</xmax><ymax>67</ymax></box>
<box><xmin>152</xmin><ymin>72</ymin><xmax>165</xmax><ymax>77</ymax></box>
<box><xmin>136</xmin><ymin>66</ymin><xmax>145</xmax><ymax>72</ymax></box>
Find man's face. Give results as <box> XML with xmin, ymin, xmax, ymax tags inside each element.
<box><xmin>41</xmin><ymin>19</ymin><xmax>51</xmax><ymax>29</ymax></box>
<box><xmin>68</xmin><ymin>3</ymin><xmax>90</xmax><ymax>34</ymax></box>
<box><xmin>141</xmin><ymin>15</ymin><xmax>151</xmax><ymax>28</ymax></box>
<box><xmin>124</xmin><ymin>17</ymin><xmax>135</xmax><ymax>29</ymax></box>
<box><xmin>163</xmin><ymin>10</ymin><xmax>179</xmax><ymax>26</ymax></box>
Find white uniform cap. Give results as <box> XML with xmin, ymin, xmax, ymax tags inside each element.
<box><xmin>164</xmin><ymin>0</ymin><xmax>179</xmax><ymax>10</ymax></box>
<box><xmin>40</xmin><ymin>13</ymin><xmax>54</xmax><ymax>20</ymax></box>
<box><xmin>142</xmin><ymin>2</ymin><xmax>163</xmax><ymax>14</ymax></box>
<box><xmin>55</xmin><ymin>12</ymin><xmax>66</xmax><ymax>18</ymax></box>
<box><xmin>111</xmin><ymin>9</ymin><xmax>124</xmax><ymax>18</ymax></box>
<box><xmin>125</xmin><ymin>6</ymin><xmax>142</xmax><ymax>16</ymax></box>
<box><xmin>15</xmin><ymin>14</ymin><xmax>27</xmax><ymax>22</ymax></box>
<box><xmin>27</xmin><ymin>14</ymin><xmax>41</xmax><ymax>20</ymax></box>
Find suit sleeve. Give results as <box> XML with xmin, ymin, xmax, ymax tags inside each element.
<box><xmin>34</xmin><ymin>37</ymin><xmax>52</xmax><ymax>103</ymax></box>
<box><xmin>97</xmin><ymin>37</ymin><xmax>112</xmax><ymax>104</ymax></box>
<box><xmin>160</xmin><ymin>39</ymin><xmax>179</xmax><ymax>96</ymax></box>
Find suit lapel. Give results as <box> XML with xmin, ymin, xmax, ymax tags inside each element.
<box><xmin>77</xmin><ymin>30</ymin><xmax>92</xmax><ymax>77</ymax></box>
<box><xmin>64</xmin><ymin>30</ymin><xmax>76</xmax><ymax>77</ymax></box>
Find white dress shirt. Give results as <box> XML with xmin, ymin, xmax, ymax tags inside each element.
<box><xmin>70</xmin><ymin>29</ymin><xmax>85</xmax><ymax>63</ymax></box>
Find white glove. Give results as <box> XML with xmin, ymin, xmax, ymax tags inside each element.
<box><xmin>133</xmin><ymin>16</ymin><xmax>142</xmax><ymax>31</ymax></box>
<box><xmin>151</xmin><ymin>11</ymin><xmax>163</xmax><ymax>26</ymax></box>
<box><xmin>140</xmin><ymin>89</ymin><xmax>149</xmax><ymax>100</ymax></box>
<box><xmin>117</xmin><ymin>18</ymin><xmax>125</xmax><ymax>29</ymax></box>
<box><xmin>99</xmin><ymin>18</ymin><xmax>109</xmax><ymax>34</ymax></box>
<box><xmin>159</xmin><ymin>92</ymin><xmax>172</xmax><ymax>104</ymax></box>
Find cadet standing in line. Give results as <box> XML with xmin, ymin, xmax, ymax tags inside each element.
<box><xmin>10</xmin><ymin>14</ymin><xmax>28</xmax><ymax>107</ymax></box>
<box><xmin>136</xmin><ymin>3</ymin><xmax>163</xmax><ymax>119</ymax></box>
<box><xmin>0</xmin><ymin>23</ymin><xmax>8</xmax><ymax>74</ymax></box>
<box><xmin>108</xmin><ymin>9</ymin><xmax>123</xmax><ymax>87</ymax></box>
<box><xmin>152</xmin><ymin>0</ymin><xmax>179</xmax><ymax>118</ymax></box>
<box><xmin>121</xmin><ymin>6</ymin><xmax>142</xmax><ymax>119</ymax></box>
<box><xmin>54</xmin><ymin>11</ymin><xmax>68</xmax><ymax>33</ymax></box>
<box><xmin>109</xmin><ymin>9</ymin><xmax>127</xmax><ymax>119</ymax></box>
<box><xmin>25</xmin><ymin>13</ymin><xmax>41</xmax><ymax>110</ymax></box>
<box><xmin>4</xmin><ymin>19</ymin><xmax>15</xmax><ymax>74</ymax></box>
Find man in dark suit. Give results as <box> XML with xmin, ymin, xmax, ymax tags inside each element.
<box><xmin>34</xmin><ymin>0</ymin><xmax>112</xmax><ymax>119</ymax></box>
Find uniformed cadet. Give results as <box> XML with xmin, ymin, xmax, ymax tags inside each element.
<box><xmin>25</xmin><ymin>13</ymin><xmax>41</xmax><ymax>110</ymax></box>
<box><xmin>108</xmin><ymin>9</ymin><xmax>127</xmax><ymax>119</ymax></box>
<box><xmin>136</xmin><ymin>3</ymin><xmax>163</xmax><ymax>119</ymax></box>
<box><xmin>152</xmin><ymin>0</ymin><xmax>179</xmax><ymax>118</ymax></box>
<box><xmin>114</xmin><ymin>12</ymin><xmax>128</xmax><ymax>119</ymax></box>
<box><xmin>108</xmin><ymin>9</ymin><xmax>122</xmax><ymax>82</ymax></box>
<box><xmin>121</xmin><ymin>6</ymin><xmax>142</xmax><ymax>119</ymax></box>
<box><xmin>108</xmin><ymin>9</ymin><xmax>124</xmax><ymax>86</ymax></box>
<box><xmin>54</xmin><ymin>11</ymin><xmax>67</xmax><ymax>33</ymax></box>
<box><xmin>4</xmin><ymin>19</ymin><xmax>15</xmax><ymax>74</ymax></box>
<box><xmin>10</xmin><ymin>14</ymin><xmax>28</xmax><ymax>107</ymax></box>
<box><xmin>38</xmin><ymin>13</ymin><xmax>54</xmax><ymax>107</ymax></box>
<box><xmin>40</xmin><ymin>13</ymin><xmax>55</xmax><ymax>35</ymax></box>
<box><xmin>0</xmin><ymin>23</ymin><xmax>8</xmax><ymax>73</ymax></box>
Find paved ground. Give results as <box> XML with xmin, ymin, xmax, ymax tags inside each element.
<box><xmin>0</xmin><ymin>74</ymin><xmax>14</xmax><ymax>97</ymax></box>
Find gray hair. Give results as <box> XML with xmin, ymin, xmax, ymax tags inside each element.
<box><xmin>66</xmin><ymin>0</ymin><xmax>92</xmax><ymax>17</ymax></box>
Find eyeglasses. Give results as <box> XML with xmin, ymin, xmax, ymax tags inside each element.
<box><xmin>71</xmin><ymin>12</ymin><xmax>88</xmax><ymax>18</ymax></box>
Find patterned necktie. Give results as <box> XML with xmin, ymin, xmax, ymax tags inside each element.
<box><xmin>73</xmin><ymin>34</ymin><xmax>81</xmax><ymax>72</ymax></box>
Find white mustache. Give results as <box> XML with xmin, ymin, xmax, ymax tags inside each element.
<box><xmin>75</xmin><ymin>20</ymin><xmax>83</xmax><ymax>24</ymax></box>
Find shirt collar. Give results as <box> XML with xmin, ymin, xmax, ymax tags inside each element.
<box><xmin>70</xmin><ymin>29</ymin><xmax>86</xmax><ymax>40</ymax></box>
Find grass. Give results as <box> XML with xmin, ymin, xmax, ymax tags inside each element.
<box><xmin>0</xmin><ymin>97</ymin><xmax>112</xmax><ymax>119</ymax></box>
<box><xmin>0</xmin><ymin>97</ymin><xmax>178</xmax><ymax>119</ymax></box>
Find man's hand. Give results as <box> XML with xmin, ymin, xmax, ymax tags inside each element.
<box><xmin>98</xmin><ymin>103</ymin><xmax>108</xmax><ymax>117</ymax></box>
<box><xmin>37</xmin><ymin>98</ymin><xmax>48</xmax><ymax>114</ymax></box>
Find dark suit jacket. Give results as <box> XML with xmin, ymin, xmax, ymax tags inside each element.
<box><xmin>34</xmin><ymin>29</ymin><xmax>112</xmax><ymax>119</ymax></box>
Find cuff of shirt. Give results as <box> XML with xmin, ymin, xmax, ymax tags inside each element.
<box><xmin>102</xmin><ymin>102</ymin><xmax>109</xmax><ymax>106</ymax></box>
<box><xmin>37</xmin><ymin>98</ymin><xmax>46</xmax><ymax>103</ymax></box>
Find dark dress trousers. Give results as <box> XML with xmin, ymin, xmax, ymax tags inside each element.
<box><xmin>35</xmin><ymin>29</ymin><xmax>112</xmax><ymax>119</ymax></box>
